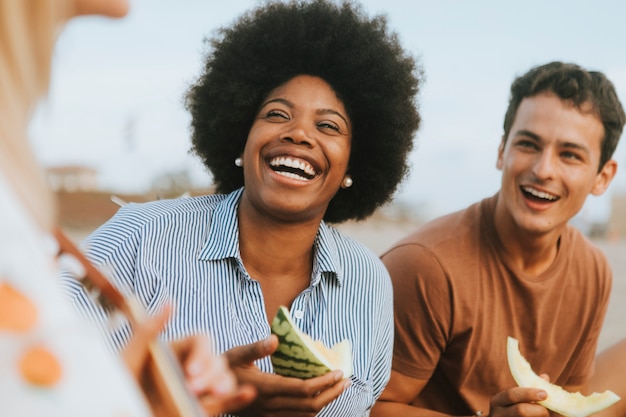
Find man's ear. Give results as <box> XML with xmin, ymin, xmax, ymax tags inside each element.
<box><xmin>591</xmin><ymin>159</ymin><xmax>618</xmax><ymax>196</ymax></box>
<box><xmin>496</xmin><ymin>136</ymin><xmax>506</xmax><ymax>170</ymax></box>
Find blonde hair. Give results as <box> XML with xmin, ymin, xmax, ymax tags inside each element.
<box><xmin>0</xmin><ymin>0</ymin><xmax>70</xmax><ymax>230</ymax></box>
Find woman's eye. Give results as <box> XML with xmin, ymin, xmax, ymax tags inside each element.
<box><xmin>264</xmin><ymin>109</ymin><xmax>288</xmax><ymax>120</ymax></box>
<box><xmin>318</xmin><ymin>121</ymin><xmax>340</xmax><ymax>132</ymax></box>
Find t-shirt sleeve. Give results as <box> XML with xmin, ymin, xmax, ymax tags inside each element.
<box><xmin>381</xmin><ymin>243</ymin><xmax>452</xmax><ymax>380</ymax></box>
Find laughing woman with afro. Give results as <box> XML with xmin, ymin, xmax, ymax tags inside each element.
<box><xmin>65</xmin><ymin>1</ymin><xmax>423</xmax><ymax>415</ymax></box>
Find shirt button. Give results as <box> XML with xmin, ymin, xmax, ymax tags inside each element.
<box><xmin>293</xmin><ymin>310</ymin><xmax>304</xmax><ymax>319</ymax></box>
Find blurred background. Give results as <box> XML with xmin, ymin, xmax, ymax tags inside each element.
<box><xmin>30</xmin><ymin>0</ymin><xmax>626</xmax><ymax>236</ymax></box>
<box><xmin>30</xmin><ymin>0</ymin><xmax>626</xmax><ymax>350</ymax></box>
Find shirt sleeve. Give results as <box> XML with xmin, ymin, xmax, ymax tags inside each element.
<box><xmin>82</xmin><ymin>206</ymin><xmax>143</xmax><ymax>295</ymax></box>
<box><xmin>382</xmin><ymin>243</ymin><xmax>452</xmax><ymax>380</ymax></box>
<box><xmin>59</xmin><ymin>204</ymin><xmax>149</xmax><ymax>351</ymax></box>
<box><xmin>370</xmin><ymin>265</ymin><xmax>395</xmax><ymax>400</ymax></box>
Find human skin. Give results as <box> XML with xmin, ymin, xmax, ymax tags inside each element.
<box><xmin>72</xmin><ymin>0</ymin><xmax>129</xmax><ymax>18</ymax></box>
<box><xmin>229</xmin><ymin>75</ymin><xmax>353</xmax><ymax>416</ymax></box>
<box><xmin>590</xmin><ymin>338</ymin><xmax>626</xmax><ymax>417</ymax></box>
<box><xmin>240</xmin><ymin>74</ymin><xmax>352</xmax><ymax>226</ymax></box>
<box><xmin>372</xmin><ymin>92</ymin><xmax>617</xmax><ymax>417</ymax></box>
<box><xmin>494</xmin><ymin>92</ymin><xmax>616</xmax><ymax>276</ymax></box>
<box><xmin>122</xmin><ymin>304</ymin><xmax>258</xmax><ymax>416</ymax></box>
<box><xmin>238</xmin><ymin>74</ymin><xmax>352</xmax><ymax>322</ymax></box>
<box><xmin>66</xmin><ymin>0</ymin><xmax>258</xmax><ymax>414</ymax></box>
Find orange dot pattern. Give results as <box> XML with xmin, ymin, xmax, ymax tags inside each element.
<box><xmin>0</xmin><ymin>282</ymin><xmax>38</xmax><ymax>332</ymax></box>
<box><xmin>1</xmin><ymin>280</ymin><xmax>63</xmax><ymax>387</ymax></box>
<box><xmin>19</xmin><ymin>344</ymin><xmax>63</xmax><ymax>387</ymax></box>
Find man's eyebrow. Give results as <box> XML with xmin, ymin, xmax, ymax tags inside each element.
<box><xmin>514</xmin><ymin>129</ymin><xmax>541</xmax><ymax>141</ymax></box>
<box><xmin>559</xmin><ymin>140</ymin><xmax>590</xmax><ymax>154</ymax></box>
<box><xmin>514</xmin><ymin>129</ymin><xmax>591</xmax><ymax>153</ymax></box>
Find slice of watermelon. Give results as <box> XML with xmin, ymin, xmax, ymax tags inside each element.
<box><xmin>507</xmin><ymin>336</ymin><xmax>620</xmax><ymax>417</ymax></box>
<box><xmin>270</xmin><ymin>306</ymin><xmax>352</xmax><ymax>379</ymax></box>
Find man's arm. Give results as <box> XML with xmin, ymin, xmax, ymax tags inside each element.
<box><xmin>374</xmin><ymin>243</ymin><xmax>453</xmax><ymax>416</ymax></box>
<box><xmin>376</xmin><ymin>243</ymin><xmax>551</xmax><ymax>417</ymax></box>
<box><xmin>374</xmin><ymin>244</ymin><xmax>461</xmax><ymax>416</ymax></box>
<box><xmin>373</xmin><ymin>370</ymin><xmax>550</xmax><ymax>417</ymax></box>
<box><xmin>371</xmin><ymin>370</ymin><xmax>448</xmax><ymax>417</ymax></box>
<box><xmin>589</xmin><ymin>338</ymin><xmax>626</xmax><ymax>417</ymax></box>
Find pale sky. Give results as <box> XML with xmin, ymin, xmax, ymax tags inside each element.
<box><xmin>30</xmin><ymin>0</ymin><xmax>626</xmax><ymax>224</ymax></box>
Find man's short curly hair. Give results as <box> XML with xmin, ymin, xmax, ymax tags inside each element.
<box><xmin>503</xmin><ymin>61</ymin><xmax>625</xmax><ymax>172</ymax></box>
<box><xmin>185</xmin><ymin>0</ymin><xmax>422</xmax><ymax>223</ymax></box>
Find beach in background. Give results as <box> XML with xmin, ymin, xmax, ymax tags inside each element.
<box><xmin>337</xmin><ymin>218</ymin><xmax>626</xmax><ymax>352</ymax></box>
<box><xmin>64</xmin><ymin>214</ymin><xmax>626</xmax><ymax>353</ymax></box>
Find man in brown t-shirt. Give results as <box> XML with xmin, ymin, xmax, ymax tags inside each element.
<box><xmin>372</xmin><ymin>61</ymin><xmax>625</xmax><ymax>417</ymax></box>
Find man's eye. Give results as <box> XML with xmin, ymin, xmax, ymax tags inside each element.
<box><xmin>517</xmin><ymin>140</ymin><xmax>538</xmax><ymax>149</ymax></box>
<box><xmin>562</xmin><ymin>151</ymin><xmax>582</xmax><ymax>161</ymax></box>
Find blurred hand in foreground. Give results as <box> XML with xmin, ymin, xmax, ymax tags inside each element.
<box><xmin>123</xmin><ymin>304</ymin><xmax>257</xmax><ymax>416</ymax></box>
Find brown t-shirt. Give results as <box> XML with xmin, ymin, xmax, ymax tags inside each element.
<box><xmin>381</xmin><ymin>193</ymin><xmax>612</xmax><ymax>415</ymax></box>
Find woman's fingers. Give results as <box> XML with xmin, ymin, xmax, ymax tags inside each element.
<box><xmin>122</xmin><ymin>303</ymin><xmax>172</xmax><ymax>377</ymax></box>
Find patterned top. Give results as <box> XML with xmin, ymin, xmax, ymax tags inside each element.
<box><xmin>0</xmin><ymin>174</ymin><xmax>150</xmax><ymax>417</ymax></box>
<box><xmin>64</xmin><ymin>187</ymin><xmax>394</xmax><ymax>416</ymax></box>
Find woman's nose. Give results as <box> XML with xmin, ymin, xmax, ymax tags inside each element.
<box><xmin>280</xmin><ymin>123</ymin><xmax>314</xmax><ymax>147</ymax></box>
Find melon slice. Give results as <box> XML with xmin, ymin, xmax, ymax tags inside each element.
<box><xmin>270</xmin><ymin>306</ymin><xmax>352</xmax><ymax>379</ymax></box>
<box><xmin>507</xmin><ymin>336</ymin><xmax>620</xmax><ymax>417</ymax></box>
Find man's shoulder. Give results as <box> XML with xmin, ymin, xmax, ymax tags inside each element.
<box><xmin>563</xmin><ymin>224</ymin><xmax>610</xmax><ymax>265</ymax></box>
<box><xmin>386</xmin><ymin>198</ymin><xmax>486</xmax><ymax>252</ymax></box>
<box><xmin>326</xmin><ymin>224</ymin><xmax>389</xmax><ymax>272</ymax></box>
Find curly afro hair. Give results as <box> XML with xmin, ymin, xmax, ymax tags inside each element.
<box><xmin>185</xmin><ymin>0</ymin><xmax>422</xmax><ymax>223</ymax></box>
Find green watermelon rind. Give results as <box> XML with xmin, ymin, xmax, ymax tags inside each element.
<box><xmin>270</xmin><ymin>306</ymin><xmax>344</xmax><ymax>379</ymax></box>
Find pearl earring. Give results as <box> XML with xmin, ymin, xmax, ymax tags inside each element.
<box><xmin>342</xmin><ymin>175</ymin><xmax>353</xmax><ymax>188</ymax></box>
<box><xmin>234</xmin><ymin>157</ymin><xmax>243</xmax><ymax>167</ymax></box>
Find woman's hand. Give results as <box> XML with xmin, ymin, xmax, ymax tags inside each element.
<box><xmin>172</xmin><ymin>335</ymin><xmax>256</xmax><ymax>415</ymax></box>
<box><xmin>224</xmin><ymin>335</ymin><xmax>351</xmax><ymax>417</ymax></box>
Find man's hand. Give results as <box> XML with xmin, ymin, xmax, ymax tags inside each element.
<box><xmin>487</xmin><ymin>387</ymin><xmax>549</xmax><ymax>417</ymax></box>
<box><xmin>224</xmin><ymin>336</ymin><xmax>351</xmax><ymax>417</ymax></box>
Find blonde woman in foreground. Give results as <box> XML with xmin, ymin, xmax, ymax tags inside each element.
<box><xmin>0</xmin><ymin>1</ymin><xmax>261</xmax><ymax>415</ymax></box>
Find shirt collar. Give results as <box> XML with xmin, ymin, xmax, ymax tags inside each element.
<box><xmin>313</xmin><ymin>221</ymin><xmax>344</xmax><ymax>286</ymax></box>
<box><xmin>198</xmin><ymin>187</ymin><xmax>343</xmax><ymax>286</ymax></box>
<box><xmin>198</xmin><ymin>188</ymin><xmax>243</xmax><ymax>261</ymax></box>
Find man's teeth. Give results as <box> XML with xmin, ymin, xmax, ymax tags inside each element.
<box><xmin>523</xmin><ymin>187</ymin><xmax>558</xmax><ymax>201</ymax></box>
<box><xmin>269</xmin><ymin>156</ymin><xmax>316</xmax><ymax>177</ymax></box>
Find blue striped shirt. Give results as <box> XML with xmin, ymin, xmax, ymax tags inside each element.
<box><xmin>64</xmin><ymin>188</ymin><xmax>393</xmax><ymax>416</ymax></box>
